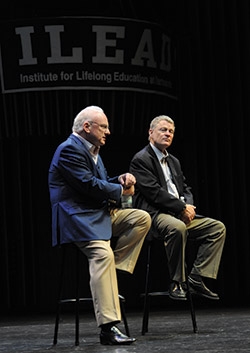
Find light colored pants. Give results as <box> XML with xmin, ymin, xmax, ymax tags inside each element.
<box><xmin>74</xmin><ymin>208</ymin><xmax>151</xmax><ymax>327</ymax></box>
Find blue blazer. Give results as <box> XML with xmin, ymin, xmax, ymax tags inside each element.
<box><xmin>48</xmin><ymin>134</ymin><xmax>122</xmax><ymax>246</ymax></box>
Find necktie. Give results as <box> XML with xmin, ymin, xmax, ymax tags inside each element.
<box><xmin>161</xmin><ymin>156</ymin><xmax>179</xmax><ymax>198</ymax></box>
<box><xmin>160</xmin><ymin>156</ymin><xmax>168</xmax><ymax>164</ymax></box>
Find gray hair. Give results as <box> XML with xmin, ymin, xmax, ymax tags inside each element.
<box><xmin>149</xmin><ymin>115</ymin><xmax>175</xmax><ymax>130</ymax></box>
<box><xmin>72</xmin><ymin>105</ymin><xmax>104</xmax><ymax>133</ymax></box>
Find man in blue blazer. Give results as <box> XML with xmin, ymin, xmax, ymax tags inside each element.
<box><xmin>48</xmin><ymin>105</ymin><xmax>151</xmax><ymax>345</ymax></box>
<box><xmin>129</xmin><ymin>115</ymin><xmax>226</xmax><ymax>301</ymax></box>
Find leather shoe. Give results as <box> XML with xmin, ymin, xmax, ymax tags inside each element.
<box><xmin>100</xmin><ymin>326</ymin><xmax>136</xmax><ymax>345</ymax></box>
<box><xmin>169</xmin><ymin>282</ymin><xmax>187</xmax><ymax>301</ymax></box>
<box><xmin>188</xmin><ymin>276</ymin><xmax>219</xmax><ymax>300</ymax></box>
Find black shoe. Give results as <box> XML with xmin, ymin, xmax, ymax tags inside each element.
<box><xmin>169</xmin><ymin>282</ymin><xmax>187</xmax><ymax>301</ymax></box>
<box><xmin>188</xmin><ymin>276</ymin><xmax>219</xmax><ymax>300</ymax></box>
<box><xmin>100</xmin><ymin>326</ymin><xmax>136</xmax><ymax>345</ymax></box>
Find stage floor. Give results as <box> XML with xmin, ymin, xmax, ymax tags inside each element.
<box><xmin>1</xmin><ymin>306</ymin><xmax>250</xmax><ymax>352</ymax></box>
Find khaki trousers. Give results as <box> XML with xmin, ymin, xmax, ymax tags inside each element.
<box><xmin>75</xmin><ymin>208</ymin><xmax>151</xmax><ymax>327</ymax></box>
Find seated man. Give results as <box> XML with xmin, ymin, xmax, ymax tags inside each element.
<box><xmin>48</xmin><ymin>105</ymin><xmax>151</xmax><ymax>345</ymax></box>
<box><xmin>129</xmin><ymin>114</ymin><xmax>226</xmax><ymax>301</ymax></box>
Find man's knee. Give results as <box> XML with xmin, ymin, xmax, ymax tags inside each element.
<box><xmin>132</xmin><ymin>209</ymin><xmax>151</xmax><ymax>229</ymax></box>
<box><xmin>165</xmin><ymin>223</ymin><xmax>187</xmax><ymax>243</ymax></box>
<box><xmin>216</xmin><ymin>220</ymin><xmax>226</xmax><ymax>240</ymax></box>
<box><xmin>139</xmin><ymin>210</ymin><xmax>152</xmax><ymax>228</ymax></box>
<box><xmin>96</xmin><ymin>244</ymin><xmax>115</xmax><ymax>264</ymax></box>
<box><xmin>154</xmin><ymin>217</ymin><xmax>186</xmax><ymax>241</ymax></box>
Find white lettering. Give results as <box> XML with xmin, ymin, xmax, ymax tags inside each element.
<box><xmin>160</xmin><ymin>34</ymin><xmax>171</xmax><ymax>71</ymax></box>
<box><xmin>16</xmin><ymin>27</ymin><xmax>37</xmax><ymax>65</ymax></box>
<box><xmin>114</xmin><ymin>71</ymin><xmax>148</xmax><ymax>84</ymax></box>
<box><xmin>92</xmin><ymin>25</ymin><xmax>125</xmax><ymax>64</ymax></box>
<box><xmin>76</xmin><ymin>70</ymin><xmax>112</xmax><ymax>83</ymax></box>
<box><xmin>45</xmin><ymin>25</ymin><xmax>82</xmax><ymax>64</ymax></box>
<box><xmin>131</xmin><ymin>29</ymin><xmax>157</xmax><ymax>68</ymax></box>
<box><xmin>60</xmin><ymin>71</ymin><xmax>74</xmax><ymax>80</ymax></box>
<box><xmin>20</xmin><ymin>72</ymin><xmax>58</xmax><ymax>82</ymax></box>
<box><xmin>3</xmin><ymin>19</ymin><xmax>175</xmax><ymax>95</ymax></box>
<box><xmin>15</xmin><ymin>24</ymin><xmax>170</xmax><ymax>69</ymax></box>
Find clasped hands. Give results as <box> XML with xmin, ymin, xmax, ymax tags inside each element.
<box><xmin>180</xmin><ymin>204</ymin><xmax>196</xmax><ymax>225</ymax></box>
<box><xmin>118</xmin><ymin>173</ymin><xmax>135</xmax><ymax>196</ymax></box>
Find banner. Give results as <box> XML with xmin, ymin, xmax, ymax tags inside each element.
<box><xmin>0</xmin><ymin>17</ymin><xmax>176</xmax><ymax>98</ymax></box>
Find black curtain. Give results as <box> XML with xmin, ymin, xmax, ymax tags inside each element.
<box><xmin>1</xmin><ymin>0</ymin><xmax>249</xmax><ymax>313</ymax></box>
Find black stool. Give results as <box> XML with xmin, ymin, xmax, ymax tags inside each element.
<box><xmin>141</xmin><ymin>239</ymin><xmax>198</xmax><ymax>335</ymax></box>
<box><xmin>53</xmin><ymin>243</ymin><xmax>130</xmax><ymax>346</ymax></box>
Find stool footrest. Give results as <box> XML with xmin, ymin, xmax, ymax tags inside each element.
<box><xmin>118</xmin><ymin>294</ymin><xmax>126</xmax><ymax>301</ymax></box>
<box><xmin>141</xmin><ymin>291</ymin><xmax>169</xmax><ymax>298</ymax></box>
<box><xmin>59</xmin><ymin>297</ymin><xmax>93</xmax><ymax>304</ymax></box>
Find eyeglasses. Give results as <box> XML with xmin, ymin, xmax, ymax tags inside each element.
<box><xmin>89</xmin><ymin>121</ymin><xmax>110</xmax><ymax>131</ymax></box>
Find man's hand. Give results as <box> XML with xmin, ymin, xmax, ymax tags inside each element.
<box><xmin>180</xmin><ymin>204</ymin><xmax>196</xmax><ymax>225</ymax></box>
<box><xmin>122</xmin><ymin>185</ymin><xmax>135</xmax><ymax>196</ymax></box>
<box><xmin>118</xmin><ymin>173</ymin><xmax>136</xmax><ymax>189</ymax></box>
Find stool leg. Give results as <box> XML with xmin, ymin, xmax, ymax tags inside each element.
<box><xmin>141</xmin><ymin>242</ymin><xmax>151</xmax><ymax>335</ymax></box>
<box><xmin>185</xmin><ymin>264</ymin><xmax>198</xmax><ymax>333</ymax></box>
<box><xmin>53</xmin><ymin>304</ymin><xmax>60</xmax><ymax>345</ymax></box>
<box><xmin>119</xmin><ymin>295</ymin><xmax>130</xmax><ymax>337</ymax></box>
<box><xmin>53</xmin><ymin>247</ymin><xmax>65</xmax><ymax>345</ymax></box>
<box><xmin>75</xmin><ymin>249</ymin><xmax>80</xmax><ymax>346</ymax></box>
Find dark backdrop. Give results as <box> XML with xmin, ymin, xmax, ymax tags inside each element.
<box><xmin>0</xmin><ymin>0</ymin><xmax>249</xmax><ymax>314</ymax></box>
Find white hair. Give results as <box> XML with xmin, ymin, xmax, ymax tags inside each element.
<box><xmin>72</xmin><ymin>106</ymin><xmax>104</xmax><ymax>133</ymax></box>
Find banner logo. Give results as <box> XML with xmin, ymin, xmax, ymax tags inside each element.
<box><xmin>0</xmin><ymin>17</ymin><xmax>176</xmax><ymax>98</ymax></box>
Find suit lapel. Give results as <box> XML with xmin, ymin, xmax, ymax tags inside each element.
<box><xmin>167</xmin><ymin>156</ymin><xmax>180</xmax><ymax>192</ymax></box>
<box><xmin>152</xmin><ymin>154</ymin><xmax>167</xmax><ymax>187</ymax></box>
